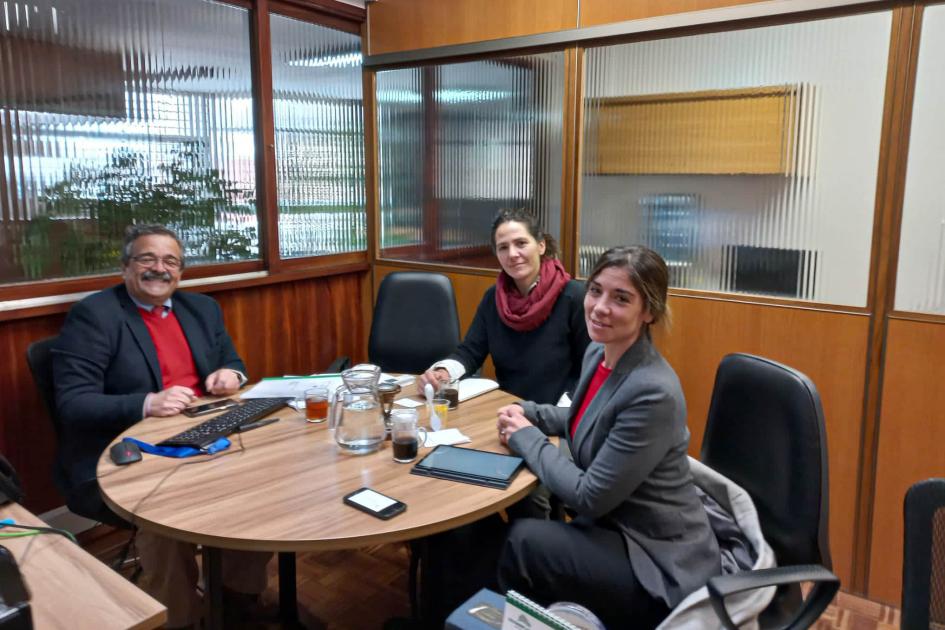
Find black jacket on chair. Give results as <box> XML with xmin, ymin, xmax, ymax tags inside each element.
<box><xmin>52</xmin><ymin>284</ymin><xmax>245</xmax><ymax>508</ymax></box>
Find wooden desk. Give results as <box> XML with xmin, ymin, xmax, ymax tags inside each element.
<box><xmin>0</xmin><ymin>502</ymin><xmax>166</xmax><ymax>630</ymax></box>
<box><xmin>97</xmin><ymin>386</ymin><xmax>535</xmax><ymax>627</ymax></box>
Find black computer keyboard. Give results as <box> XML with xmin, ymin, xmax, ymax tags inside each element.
<box><xmin>158</xmin><ymin>397</ymin><xmax>292</xmax><ymax>449</ymax></box>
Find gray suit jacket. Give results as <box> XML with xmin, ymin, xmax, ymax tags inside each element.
<box><xmin>510</xmin><ymin>335</ymin><xmax>720</xmax><ymax>608</ymax></box>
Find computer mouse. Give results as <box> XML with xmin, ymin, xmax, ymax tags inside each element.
<box><xmin>110</xmin><ymin>441</ymin><xmax>142</xmax><ymax>465</ymax></box>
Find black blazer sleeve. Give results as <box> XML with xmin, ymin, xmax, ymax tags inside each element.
<box><xmin>446</xmin><ymin>289</ymin><xmax>492</xmax><ymax>376</ymax></box>
<box><xmin>54</xmin><ymin>296</ymin><xmax>151</xmax><ymax>435</ymax></box>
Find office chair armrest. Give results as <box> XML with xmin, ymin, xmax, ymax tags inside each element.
<box><xmin>707</xmin><ymin>564</ymin><xmax>840</xmax><ymax>630</ymax></box>
<box><xmin>325</xmin><ymin>356</ymin><xmax>351</xmax><ymax>373</ymax></box>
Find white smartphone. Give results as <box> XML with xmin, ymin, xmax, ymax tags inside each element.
<box><xmin>342</xmin><ymin>487</ymin><xmax>407</xmax><ymax>520</ymax></box>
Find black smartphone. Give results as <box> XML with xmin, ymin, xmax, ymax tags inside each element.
<box><xmin>343</xmin><ymin>487</ymin><xmax>406</xmax><ymax>520</ymax></box>
<box><xmin>182</xmin><ymin>399</ymin><xmax>239</xmax><ymax>418</ymax></box>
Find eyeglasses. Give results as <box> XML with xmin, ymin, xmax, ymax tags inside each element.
<box><xmin>131</xmin><ymin>254</ymin><xmax>183</xmax><ymax>270</ymax></box>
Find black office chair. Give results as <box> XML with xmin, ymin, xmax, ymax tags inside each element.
<box><xmin>368</xmin><ymin>271</ymin><xmax>461</xmax><ymax>374</ymax></box>
<box><xmin>901</xmin><ymin>478</ymin><xmax>945</xmax><ymax>630</ymax></box>
<box><xmin>26</xmin><ymin>336</ymin><xmax>130</xmax><ymax>529</ymax></box>
<box><xmin>701</xmin><ymin>353</ymin><xmax>840</xmax><ymax>629</ymax></box>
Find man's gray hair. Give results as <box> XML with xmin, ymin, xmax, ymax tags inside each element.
<box><xmin>121</xmin><ymin>224</ymin><xmax>186</xmax><ymax>267</ymax></box>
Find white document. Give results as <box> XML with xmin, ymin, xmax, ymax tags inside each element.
<box><xmin>423</xmin><ymin>428</ymin><xmax>471</xmax><ymax>448</ymax></box>
<box><xmin>458</xmin><ymin>378</ymin><xmax>500</xmax><ymax>402</ymax></box>
<box><xmin>241</xmin><ymin>375</ymin><xmax>343</xmax><ymax>399</ymax></box>
<box><xmin>243</xmin><ymin>372</ymin><xmax>410</xmax><ymax>401</ymax></box>
<box><xmin>394</xmin><ymin>397</ymin><xmax>425</xmax><ymax>409</ymax></box>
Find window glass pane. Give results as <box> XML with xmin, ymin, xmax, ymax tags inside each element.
<box><xmin>377</xmin><ymin>53</ymin><xmax>564</xmax><ymax>268</ymax></box>
<box><xmin>270</xmin><ymin>15</ymin><xmax>365</xmax><ymax>258</ymax></box>
<box><xmin>894</xmin><ymin>4</ymin><xmax>945</xmax><ymax>315</ymax></box>
<box><xmin>0</xmin><ymin>0</ymin><xmax>258</xmax><ymax>284</ymax></box>
<box><xmin>581</xmin><ymin>12</ymin><xmax>891</xmax><ymax>306</ymax></box>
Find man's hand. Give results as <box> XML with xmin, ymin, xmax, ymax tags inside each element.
<box><xmin>147</xmin><ymin>386</ymin><xmax>197</xmax><ymax>417</ymax></box>
<box><xmin>417</xmin><ymin>368</ymin><xmax>451</xmax><ymax>391</ymax></box>
<box><xmin>205</xmin><ymin>369</ymin><xmax>241</xmax><ymax>396</ymax></box>
<box><xmin>496</xmin><ymin>404</ymin><xmax>532</xmax><ymax>447</ymax></box>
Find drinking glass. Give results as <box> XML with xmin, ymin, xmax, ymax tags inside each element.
<box><xmin>304</xmin><ymin>386</ymin><xmax>329</xmax><ymax>423</ymax></box>
<box><xmin>390</xmin><ymin>409</ymin><xmax>427</xmax><ymax>463</ymax></box>
<box><xmin>432</xmin><ymin>398</ymin><xmax>449</xmax><ymax>429</ymax></box>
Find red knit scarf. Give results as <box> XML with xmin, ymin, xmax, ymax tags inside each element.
<box><xmin>496</xmin><ymin>258</ymin><xmax>571</xmax><ymax>332</ymax></box>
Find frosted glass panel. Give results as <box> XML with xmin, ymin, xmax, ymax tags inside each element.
<box><xmin>581</xmin><ymin>12</ymin><xmax>891</xmax><ymax>306</ymax></box>
<box><xmin>377</xmin><ymin>53</ymin><xmax>564</xmax><ymax>268</ymax></box>
<box><xmin>894</xmin><ymin>5</ymin><xmax>945</xmax><ymax>315</ymax></box>
<box><xmin>271</xmin><ymin>15</ymin><xmax>365</xmax><ymax>258</ymax></box>
<box><xmin>0</xmin><ymin>0</ymin><xmax>258</xmax><ymax>283</ymax></box>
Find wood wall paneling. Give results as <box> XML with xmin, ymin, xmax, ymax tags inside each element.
<box><xmin>366</xmin><ymin>0</ymin><xmax>578</xmax><ymax>55</ymax></box>
<box><xmin>374</xmin><ymin>264</ymin><xmax>497</xmax><ymax>379</ymax></box>
<box><xmin>579</xmin><ymin>0</ymin><xmax>766</xmax><ymax>27</ymax></box>
<box><xmin>652</xmin><ymin>294</ymin><xmax>871</xmax><ymax>587</ymax></box>
<box><xmin>867</xmin><ymin>318</ymin><xmax>945</xmax><ymax>605</ymax></box>
<box><xmin>1</xmin><ymin>272</ymin><xmax>369</xmax><ymax>514</ymax></box>
<box><xmin>0</xmin><ymin>313</ymin><xmax>67</xmax><ymax>513</ymax></box>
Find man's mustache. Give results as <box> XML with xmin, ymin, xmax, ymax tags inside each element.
<box><xmin>141</xmin><ymin>270</ymin><xmax>173</xmax><ymax>282</ymax></box>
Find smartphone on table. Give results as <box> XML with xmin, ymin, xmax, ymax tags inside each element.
<box><xmin>343</xmin><ymin>487</ymin><xmax>407</xmax><ymax>520</ymax></box>
<box><xmin>182</xmin><ymin>399</ymin><xmax>239</xmax><ymax>417</ymax></box>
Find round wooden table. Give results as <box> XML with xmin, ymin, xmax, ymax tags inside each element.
<box><xmin>98</xmin><ymin>385</ymin><xmax>536</xmax><ymax>628</ymax></box>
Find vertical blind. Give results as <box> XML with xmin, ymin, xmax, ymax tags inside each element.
<box><xmin>894</xmin><ymin>4</ymin><xmax>945</xmax><ymax>315</ymax></box>
<box><xmin>270</xmin><ymin>14</ymin><xmax>365</xmax><ymax>259</ymax></box>
<box><xmin>580</xmin><ymin>12</ymin><xmax>891</xmax><ymax>306</ymax></box>
<box><xmin>0</xmin><ymin>0</ymin><xmax>258</xmax><ymax>283</ymax></box>
<box><xmin>376</xmin><ymin>53</ymin><xmax>564</xmax><ymax>268</ymax></box>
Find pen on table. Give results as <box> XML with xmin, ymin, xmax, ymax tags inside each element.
<box><xmin>237</xmin><ymin>418</ymin><xmax>280</xmax><ymax>432</ymax></box>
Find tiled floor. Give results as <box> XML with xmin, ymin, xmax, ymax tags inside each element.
<box><xmin>81</xmin><ymin>526</ymin><xmax>904</xmax><ymax>629</ymax></box>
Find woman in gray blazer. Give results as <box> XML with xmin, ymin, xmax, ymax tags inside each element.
<box><xmin>496</xmin><ymin>246</ymin><xmax>720</xmax><ymax>629</ymax></box>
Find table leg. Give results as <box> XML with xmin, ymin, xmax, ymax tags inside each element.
<box><xmin>278</xmin><ymin>551</ymin><xmax>299</xmax><ymax>626</ymax></box>
<box><xmin>202</xmin><ymin>546</ymin><xmax>224</xmax><ymax>630</ymax></box>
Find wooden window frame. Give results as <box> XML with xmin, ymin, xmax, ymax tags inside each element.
<box><xmin>0</xmin><ymin>0</ymin><xmax>366</xmax><ymax>313</ymax></box>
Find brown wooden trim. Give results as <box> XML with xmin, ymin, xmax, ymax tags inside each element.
<box><xmin>269</xmin><ymin>0</ymin><xmax>362</xmax><ymax>33</ymax></box>
<box><xmin>364</xmin><ymin>0</ymin><xmax>893</xmax><ymax>69</ymax></box>
<box><xmin>374</xmin><ymin>258</ymin><xmax>499</xmax><ymax>279</ymax></box>
<box><xmin>250</xmin><ymin>0</ymin><xmax>283</xmax><ymax>275</ymax></box>
<box><xmin>0</xmin><ymin>260</ymin><xmax>265</xmax><ymax>302</ymax></box>
<box><xmin>888</xmin><ymin>309</ymin><xmax>945</xmax><ymax>324</ymax></box>
<box><xmin>363</xmin><ymin>70</ymin><xmax>379</xmax><ymax>265</ymax></box>
<box><xmin>0</xmin><ymin>263</ymin><xmax>369</xmax><ymax>322</ymax></box>
<box><xmin>853</xmin><ymin>2</ymin><xmax>922</xmax><ymax>595</ymax></box>
<box><xmin>664</xmin><ymin>287</ymin><xmax>873</xmax><ymax>316</ymax></box>
<box><xmin>270</xmin><ymin>0</ymin><xmax>365</xmax><ymax>23</ymax></box>
<box><xmin>215</xmin><ymin>0</ymin><xmax>253</xmax><ymax>9</ymax></box>
<box><xmin>277</xmin><ymin>251</ymin><xmax>368</xmax><ymax>269</ymax></box>
<box><xmin>560</xmin><ymin>46</ymin><xmax>583</xmax><ymax>277</ymax></box>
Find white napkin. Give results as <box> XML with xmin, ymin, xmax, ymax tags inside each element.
<box><xmin>394</xmin><ymin>397</ymin><xmax>425</xmax><ymax>409</ymax></box>
<box><xmin>423</xmin><ymin>428</ymin><xmax>471</xmax><ymax>448</ymax></box>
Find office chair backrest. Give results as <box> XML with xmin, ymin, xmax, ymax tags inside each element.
<box><xmin>26</xmin><ymin>335</ymin><xmax>61</xmax><ymax>436</ymax></box>
<box><xmin>700</xmin><ymin>353</ymin><xmax>831</xmax><ymax>570</ymax></box>
<box><xmin>902</xmin><ymin>478</ymin><xmax>945</xmax><ymax>630</ymax></box>
<box><xmin>368</xmin><ymin>272</ymin><xmax>461</xmax><ymax>375</ymax></box>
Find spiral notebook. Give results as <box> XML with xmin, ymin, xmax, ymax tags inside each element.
<box><xmin>410</xmin><ymin>445</ymin><xmax>524</xmax><ymax>489</ymax></box>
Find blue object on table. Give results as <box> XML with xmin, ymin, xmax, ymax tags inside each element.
<box><xmin>122</xmin><ymin>436</ymin><xmax>230</xmax><ymax>458</ymax></box>
<box><xmin>445</xmin><ymin>587</ymin><xmax>505</xmax><ymax>630</ymax></box>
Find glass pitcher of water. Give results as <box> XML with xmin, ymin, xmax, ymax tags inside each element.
<box><xmin>331</xmin><ymin>364</ymin><xmax>385</xmax><ymax>454</ymax></box>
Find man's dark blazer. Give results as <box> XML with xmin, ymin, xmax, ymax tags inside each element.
<box><xmin>510</xmin><ymin>335</ymin><xmax>720</xmax><ymax>609</ymax></box>
<box><xmin>52</xmin><ymin>283</ymin><xmax>245</xmax><ymax>513</ymax></box>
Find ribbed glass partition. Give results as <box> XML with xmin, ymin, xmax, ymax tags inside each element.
<box><xmin>270</xmin><ymin>15</ymin><xmax>365</xmax><ymax>258</ymax></box>
<box><xmin>581</xmin><ymin>12</ymin><xmax>891</xmax><ymax>306</ymax></box>
<box><xmin>0</xmin><ymin>0</ymin><xmax>258</xmax><ymax>283</ymax></box>
<box><xmin>894</xmin><ymin>4</ymin><xmax>945</xmax><ymax>315</ymax></box>
<box><xmin>376</xmin><ymin>53</ymin><xmax>564</xmax><ymax>268</ymax></box>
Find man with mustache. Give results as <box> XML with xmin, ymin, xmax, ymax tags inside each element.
<box><xmin>53</xmin><ymin>224</ymin><xmax>270</xmax><ymax>629</ymax></box>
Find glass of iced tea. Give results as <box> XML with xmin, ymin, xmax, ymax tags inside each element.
<box><xmin>304</xmin><ymin>386</ymin><xmax>329</xmax><ymax>423</ymax></box>
<box><xmin>390</xmin><ymin>409</ymin><xmax>427</xmax><ymax>463</ymax></box>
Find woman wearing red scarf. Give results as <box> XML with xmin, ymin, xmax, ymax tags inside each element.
<box><xmin>419</xmin><ymin>208</ymin><xmax>590</xmax><ymax>405</ymax></box>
